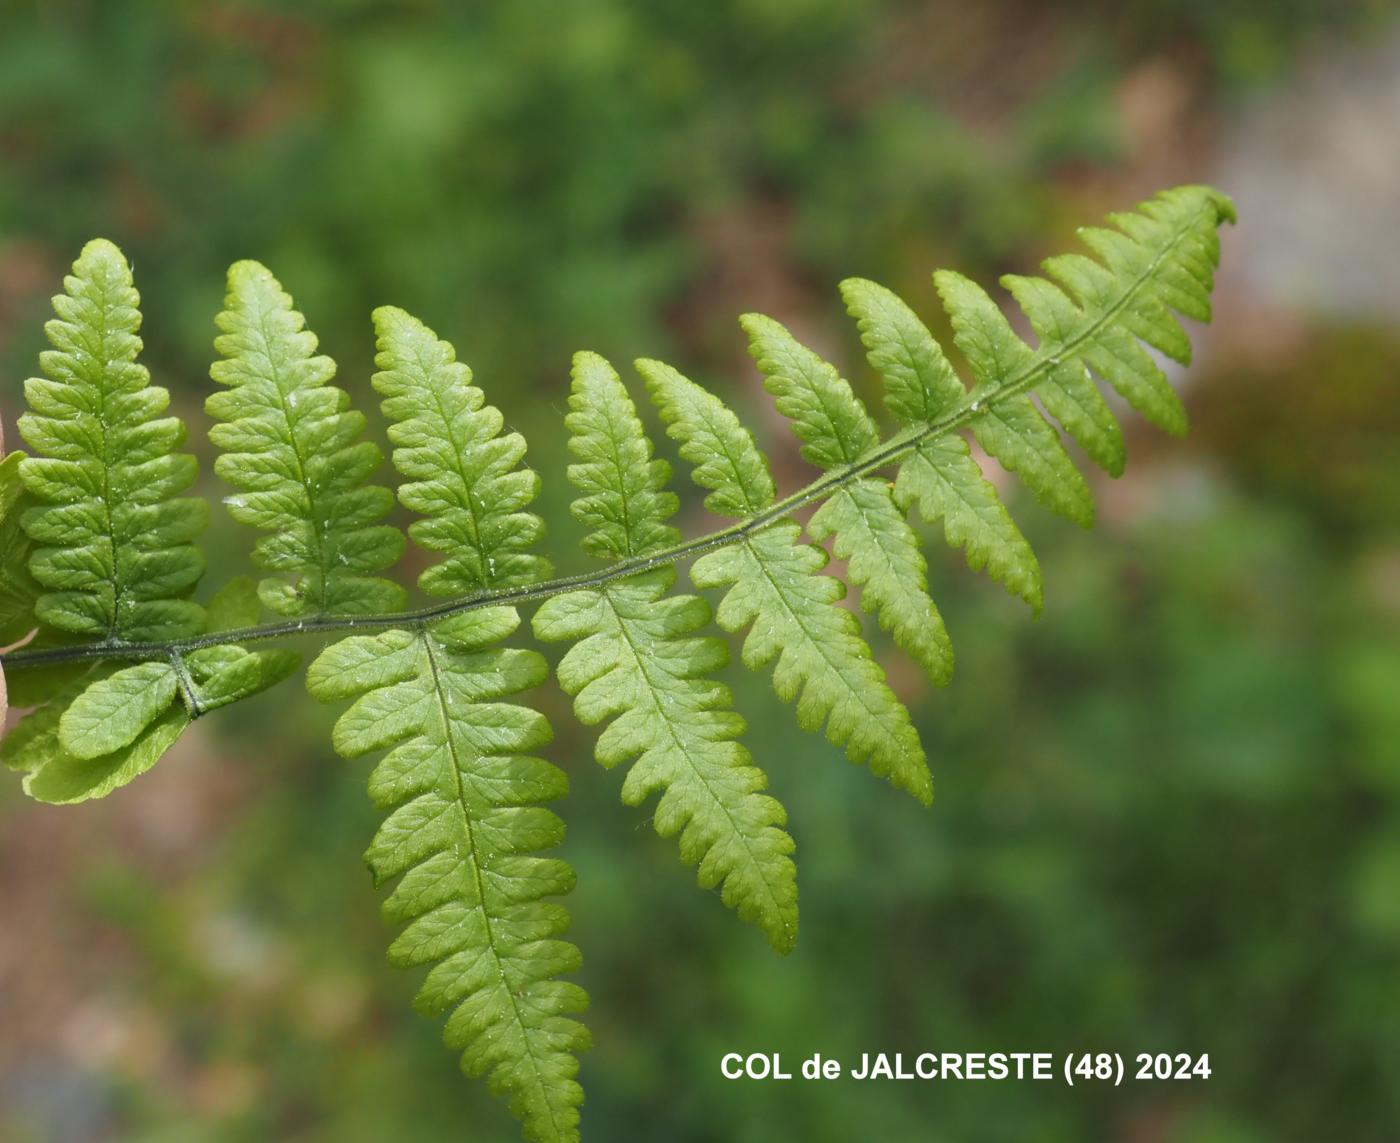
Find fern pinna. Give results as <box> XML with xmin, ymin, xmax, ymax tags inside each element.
<box><xmin>0</xmin><ymin>186</ymin><xmax>1234</xmax><ymax>1142</ymax></box>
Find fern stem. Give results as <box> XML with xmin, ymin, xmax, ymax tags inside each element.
<box><xmin>0</xmin><ymin>414</ymin><xmax>962</xmax><ymax>668</ymax></box>
<box><xmin>2</xmin><ymin>201</ymin><xmax>1208</xmax><ymax>674</ymax></box>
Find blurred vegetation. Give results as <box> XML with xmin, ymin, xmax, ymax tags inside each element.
<box><xmin>2</xmin><ymin>2</ymin><xmax>1398</xmax><ymax>1141</ymax></box>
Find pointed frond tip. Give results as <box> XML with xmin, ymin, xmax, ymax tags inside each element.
<box><xmin>0</xmin><ymin>184</ymin><xmax>1233</xmax><ymax>1141</ymax></box>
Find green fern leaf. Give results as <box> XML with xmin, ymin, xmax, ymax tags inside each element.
<box><xmin>740</xmin><ymin>313</ymin><xmax>878</xmax><ymax>467</ymax></box>
<box><xmin>371</xmin><ymin>306</ymin><xmax>551</xmax><ymax>592</ymax></box>
<box><xmin>554</xmin><ymin>351</ymin><xmax>680</xmax><ymax>562</ymax></box>
<box><xmin>637</xmin><ymin>358</ymin><xmax>775</xmax><ymax>518</ymax></box>
<box><xmin>309</xmin><ymin>611</ymin><xmax>587</xmax><ymax>1143</ymax></box>
<box><xmin>808</xmin><ymin>479</ymin><xmax>953</xmax><ymax>685</ymax></box>
<box><xmin>25</xmin><ymin>706</ymin><xmax>188</xmax><ymax>804</ymax></box>
<box><xmin>2</xmin><ymin>673</ymin><xmax>90</xmax><ymax>776</ymax></box>
<box><xmin>840</xmin><ymin>276</ymin><xmax>968</xmax><ymax>424</ymax></box>
<box><xmin>0</xmin><ymin>184</ymin><xmax>1236</xmax><ymax>1134</ymax></box>
<box><xmin>24</xmin><ymin>673</ymin><xmax>189</xmax><ymax>804</ymax></box>
<box><xmin>312</xmin><ymin>312</ymin><xmax>585</xmax><ymax>1143</ymax></box>
<box><xmin>639</xmin><ymin>358</ymin><xmax>932</xmax><ymax>804</ymax></box>
<box><xmin>998</xmin><ymin>273</ymin><xmax>1126</xmax><ymax>475</ymax></box>
<box><xmin>841</xmin><ymin>277</ymin><xmax>1043</xmax><ymax>607</ymax></box>
<box><xmin>17</xmin><ymin>239</ymin><xmax>207</xmax><ymax>641</ymax></box>
<box><xmin>894</xmin><ymin>437</ymin><xmax>1044</xmax><ymax>611</ymax></box>
<box><xmin>1022</xmin><ymin>185</ymin><xmax>1232</xmax><ymax>436</ymax></box>
<box><xmin>933</xmin><ymin>269</ymin><xmax>1095</xmax><ymax>526</ymax></box>
<box><xmin>692</xmin><ymin>523</ymin><xmax>932</xmax><ymax>803</ymax></box>
<box><xmin>209</xmin><ymin>262</ymin><xmax>405</xmax><ymax>616</ymax></box>
<box><xmin>534</xmin><ymin>352</ymin><xmax>798</xmax><ymax>951</ymax></box>
<box><xmin>13</xmin><ymin>573</ymin><xmax>295</xmax><ymax>803</ymax></box>
<box><xmin>59</xmin><ymin>660</ymin><xmax>178</xmax><ymax>759</ymax></box>
<box><xmin>0</xmin><ymin>451</ymin><xmax>41</xmax><ymax>647</ymax></box>
<box><xmin>182</xmin><ymin>579</ymin><xmax>300</xmax><ymax>713</ymax></box>
<box><xmin>744</xmin><ymin>314</ymin><xmax>954</xmax><ymax>685</ymax></box>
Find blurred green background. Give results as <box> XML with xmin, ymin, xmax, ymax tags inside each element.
<box><xmin>2</xmin><ymin>1</ymin><xmax>1398</xmax><ymax>1140</ymax></box>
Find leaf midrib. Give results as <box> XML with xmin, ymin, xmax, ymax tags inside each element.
<box><xmin>419</xmin><ymin>629</ymin><xmax>568</xmax><ymax>1140</ymax></box>
<box><xmin>602</xmin><ymin>581</ymin><xmax>793</xmax><ymax>945</ymax></box>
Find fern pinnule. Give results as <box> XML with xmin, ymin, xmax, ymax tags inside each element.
<box><xmin>744</xmin><ymin>314</ymin><xmax>954</xmax><ymax>685</ymax></box>
<box><xmin>9</xmin><ymin>241</ymin><xmax>242</xmax><ymax>804</ymax></box>
<box><xmin>535</xmin><ymin>352</ymin><xmax>799</xmax><ymax>952</ymax></box>
<box><xmin>370</xmin><ymin>306</ymin><xmax>551</xmax><ymax>593</ymax></box>
<box><xmin>639</xmin><ymin>357</ymin><xmax>934</xmax><ymax>805</ymax></box>
<box><xmin>209</xmin><ymin>261</ymin><xmax>405</xmax><ymax>617</ymax></box>
<box><xmin>18</xmin><ymin>238</ymin><xmax>207</xmax><ymax>642</ymax></box>
<box><xmin>310</xmin><ymin>308</ymin><xmax>588</xmax><ymax>1143</ymax></box>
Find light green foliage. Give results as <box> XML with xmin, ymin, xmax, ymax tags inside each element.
<box><xmin>371</xmin><ymin>307</ymin><xmax>551</xmax><ymax>592</ymax></box>
<box><xmin>535</xmin><ymin>353</ymin><xmax>798</xmax><ymax>951</ymax></box>
<box><xmin>0</xmin><ymin>451</ymin><xmax>40</xmax><ymax>647</ymax></box>
<box><xmin>5</xmin><ymin>253</ymin><xmax>298</xmax><ymax>805</ymax></box>
<box><xmin>60</xmin><ymin>660</ymin><xmax>178</xmax><ymax>759</ymax></box>
<box><xmin>999</xmin><ymin>274</ymin><xmax>1126</xmax><ymax>475</ymax></box>
<box><xmin>640</xmin><ymin>357</ymin><xmax>933</xmax><ymax>803</ymax></box>
<box><xmin>209</xmin><ymin>262</ymin><xmax>405</xmax><ymax>616</ymax></box>
<box><xmin>179</xmin><ymin>578</ymin><xmax>300</xmax><ymax>714</ymax></box>
<box><xmin>1026</xmin><ymin>187</ymin><xmax>1233</xmax><ymax>435</ymax></box>
<box><xmin>843</xmin><ymin>277</ymin><xmax>1044</xmax><ymax>607</ymax></box>
<box><xmin>308</xmin><ymin>611</ymin><xmax>587</xmax><ymax>1143</ymax></box>
<box><xmin>692</xmin><ymin>523</ymin><xmax>933</xmax><ymax>803</ymax></box>
<box><xmin>637</xmin><ymin>358</ymin><xmax>776</xmax><ymax>517</ymax></box>
<box><xmin>18</xmin><ymin>239</ymin><xmax>207</xmax><ymax>641</ymax></box>
<box><xmin>894</xmin><ymin>437</ymin><xmax>1045</xmax><ymax>610</ymax></box>
<box><xmin>559</xmin><ymin>352</ymin><xmax>680</xmax><ymax>561</ymax></box>
<box><xmin>741</xmin><ymin>313</ymin><xmax>878</xmax><ymax>467</ymax></box>
<box><xmin>745</xmin><ymin>314</ymin><xmax>953</xmax><ymax>684</ymax></box>
<box><xmin>935</xmin><ymin>269</ymin><xmax>1095</xmax><ymax>526</ymax></box>
<box><xmin>314</xmin><ymin>315</ymin><xmax>584</xmax><ymax>1141</ymax></box>
<box><xmin>5</xmin><ymin>583</ymin><xmax>295</xmax><ymax>803</ymax></box>
<box><xmin>25</xmin><ymin>688</ymin><xmax>189</xmax><ymax>805</ymax></box>
<box><xmin>841</xmin><ymin>276</ymin><xmax>968</xmax><ymax>424</ymax></box>
<box><xmin>0</xmin><ymin>186</ymin><xmax>1234</xmax><ymax>1141</ymax></box>
<box><xmin>808</xmin><ymin>480</ymin><xmax>953</xmax><ymax>685</ymax></box>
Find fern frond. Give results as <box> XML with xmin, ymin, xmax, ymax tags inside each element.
<box><xmin>554</xmin><ymin>351</ymin><xmax>680</xmax><ymax>562</ymax></box>
<box><xmin>843</xmin><ymin>184</ymin><xmax>1232</xmax><ymax>612</ymax></box>
<box><xmin>894</xmin><ymin>436</ymin><xmax>1044</xmax><ymax>610</ymax></box>
<box><xmin>17</xmin><ymin>239</ymin><xmax>207</xmax><ymax>641</ymax></box>
<box><xmin>934</xmin><ymin>270</ymin><xmax>1095</xmax><ymax>525</ymax></box>
<box><xmin>740</xmin><ymin>313</ymin><xmax>878</xmax><ymax>467</ymax></box>
<box><xmin>807</xmin><ymin>480</ymin><xmax>953</xmax><ymax>685</ymax></box>
<box><xmin>209</xmin><ymin>262</ymin><xmax>405</xmax><ymax>616</ymax></box>
<box><xmin>371</xmin><ymin>307</ymin><xmax>551</xmax><ymax>592</ymax></box>
<box><xmin>639</xmin><ymin>358</ymin><xmax>932</xmax><ymax>805</ymax></box>
<box><xmin>309</xmin><ymin>612</ymin><xmax>587</xmax><ymax>1143</ymax></box>
<box><xmin>312</xmin><ymin>312</ymin><xmax>586</xmax><ymax>1143</ymax></box>
<box><xmin>744</xmin><ymin>314</ymin><xmax>954</xmax><ymax>684</ymax></box>
<box><xmin>0</xmin><ymin>183</ymin><xmax>1236</xmax><ymax>1140</ymax></box>
<box><xmin>534</xmin><ymin>353</ymin><xmax>798</xmax><ymax>951</ymax></box>
<box><xmin>21</xmin><ymin>675</ymin><xmax>188</xmax><ymax>804</ymax></box>
<box><xmin>179</xmin><ymin>577</ymin><xmax>300</xmax><ymax>715</ymax></box>
<box><xmin>842</xmin><ymin>276</ymin><xmax>1044</xmax><ymax>608</ymax></box>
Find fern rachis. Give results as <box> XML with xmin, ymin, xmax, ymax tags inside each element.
<box><xmin>0</xmin><ymin>185</ymin><xmax>1235</xmax><ymax>1142</ymax></box>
